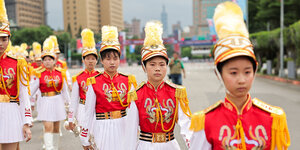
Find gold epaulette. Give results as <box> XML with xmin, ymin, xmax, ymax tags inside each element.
<box><xmin>252</xmin><ymin>98</ymin><xmax>290</xmax><ymax>149</ymax></box>
<box><xmin>72</xmin><ymin>70</ymin><xmax>84</xmax><ymax>83</ymax></box>
<box><xmin>190</xmin><ymin>101</ymin><xmax>222</xmax><ymax>132</ymax></box>
<box><xmin>33</xmin><ymin>66</ymin><xmax>45</xmax><ymax>78</ymax></box>
<box><xmin>136</xmin><ymin>81</ymin><xmax>146</xmax><ymax>91</ymax></box>
<box><xmin>172</xmin><ymin>83</ymin><xmax>192</xmax><ymax>118</ymax></box>
<box><xmin>128</xmin><ymin>74</ymin><xmax>137</xmax><ymax>89</ymax></box>
<box><xmin>86</xmin><ymin>77</ymin><xmax>96</xmax><ymax>86</ymax></box>
<box><xmin>17</xmin><ymin>58</ymin><xmax>31</xmax><ymax>95</ymax></box>
<box><xmin>165</xmin><ymin>80</ymin><xmax>178</xmax><ymax>89</ymax></box>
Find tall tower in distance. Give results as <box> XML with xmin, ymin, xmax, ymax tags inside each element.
<box><xmin>161</xmin><ymin>5</ymin><xmax>168</xmax><ymax>38</ymax></box>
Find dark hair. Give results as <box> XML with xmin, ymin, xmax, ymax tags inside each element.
<box><xmin>42</xmin><ymin>55</ymin><xmax>55</xmax><ymax>61</ymax></box>
<box><xmin>100</xmin><ymin>49</ymin><xmax>120</xmax><ymax>60</ymax></box>
<box><xmin>143</xmin><ymin>56</ymin><xmax>168</xmax><ymax>67</ymax></box>
<box><xmin>173</xmin><ymin>51</ymin><xmax>179</xmax><ymax>55</ymax></box>
<box><xmin>217</xmin><ymin>56</ymin><xmax>256</xmax><ymax>73</ymax></box>
<box><xmin>83</xmin><ymin>54</ymin><xmax>98</xmax><ymax>60</ymax></box>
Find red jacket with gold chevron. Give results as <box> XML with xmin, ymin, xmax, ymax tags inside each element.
<box><xmin>35</xmin><ymin>67</ymin><xmax>65</xmax><ymax>93</ymax></box>
<box><xmin>90</xmin><ymin>71</ymin><xmax>137</xmax><ymax>113</ymax></box>
<box><xmin>74</xmin><ymin>69</ymin><xmax>100</xmax><ymax>101</ymax></box>
<box><xmin>135</xmin><ymin>81</ymin><xmax>178</xmax><ymax>133</ymax></box>
<box><xmin>189</xmin><ymin>94</ymin><xmax>290</xmax><ymax>150</ymax></box>
<box><xmin>0</xmin><ymin>53</ymin><xmax>18</xmax><ymax>97</ymax></box>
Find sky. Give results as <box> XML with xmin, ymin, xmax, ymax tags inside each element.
<box><xmin>46</xmin><ymin>0</ymin><xmax>193</xmax><ymax>34</ymax></box>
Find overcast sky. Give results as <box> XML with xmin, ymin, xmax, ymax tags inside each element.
<box><xmin>46</xmin><ymin>0</ymin><xmax>193</xmax><ymax>33</ymax></box>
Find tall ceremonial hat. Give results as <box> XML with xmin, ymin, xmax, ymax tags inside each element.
<box><xmin>100</xmin><ymin>25</ymin><xmax>121</xmax><ymax>54</ymax></box>
<box><xmin>0</xmin><ymin>0</ymin><xmax>10</xmax><ymax>37</ymax></box>
<box><xmin>41</xmin><ymin>38</ymin><xmax>56</xmax><ymax>59</ymax></box>
<box><xmin>141</xmin><ymin>20</ymin><xmax>168</xmax><ymax>65</ymax></box>
<box><xmin>81</xmin><ymin>28</ymin><xmax>98</xmax><ymax>58</ymax></box>
<box><xmin>49</xmin><ymin>35</ymin><xmax>60</xmax><ymax>54</ymax></box>
<box><xmin>29</xmin><ymin>50</ymin><xmax>34</xmax><ymax>60</ymax></box>
<box><xmin>20</xmin><ymin>43</ymin><xmax>28</xmax><ymax>58</ymax></box>
<box><xmin>32</xmin><ymin>42</ymin><xmax>42</xmax><ymax>61</ymax></box>
<box><xmin>213</xmin><ymin>2</ymin><xmax>257</xmax><ymax>69</ymax></box>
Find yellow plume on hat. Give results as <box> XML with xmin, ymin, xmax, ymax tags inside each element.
<box><xmin>21</xmin><ymin>43</ymin><xmax>28</xmax><ymax>50</ymax></box>
<box><xmin>32</xmin><ymin>42</ymin><xmax>41</xmax><ymax>53</ymax></box>
<box><xmin>49</xmin><ymin>35</ymin><xmax>58</xmax><ymax>47</ymax></box>
<box><xmin>0</xmin><ymin>0</ymin><xmax>8</xmax><ymax>23</ymax></box>
<box><xmin>101</xmin><ymin>26</ymin><xmax>118</xmax><ymax>43</ymax></box>
<box><xmin>81</xmin><ymin>28</ymin><xmax>95</xmax><ymax>48</ymax></box>
<box><xmin>43</xmin><ymin>38</ymin><xmax>54</xmax><ymax>51</ymax></box>
<box><xmin>143</xmin><ymin>21</ymin><xmax>163</xmax><ymax>47</ymax></box>
<box><xmin>213</xmin><ymin>1</ymin><xmax>248</xmax><ymax>39</ymax></box>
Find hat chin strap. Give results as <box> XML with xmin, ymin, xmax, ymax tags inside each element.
<box><xmin>214</xmin><ymin>66</ymin><xmax>232</xmax><ymax>96</ymax></box>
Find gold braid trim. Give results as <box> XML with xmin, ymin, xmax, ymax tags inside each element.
<box><xmin>270</xmin><ymin>110</ymin><xmax>290</xmax><ymax>150</ymax></box>
<box><xmin>86</xmin><ymin>77</ymin><xmax>96</xmax><ymax>86</ymax></box>
<box><xmin>127</xmin><ymin>90</ymin><xmax>137</xmax><ymax>103</ymax></box>
<box><xmin>175</xmin><ymin>87</ymin><xmax>192</xmax><ymax>117</ymax></box>
<box><xmin>190</xmin><ymin>111</ymin><xmax>205</xmax><ymax>132</ymax></box>
<box><xmin>17</xmin><ymin>58</ymin><xmax>31</xmax><ymax>95</ymax></box>
<box><xmin>128</xmin><ymin>74</ymin><xmax>137</xmax><ymax>90</ymax></box>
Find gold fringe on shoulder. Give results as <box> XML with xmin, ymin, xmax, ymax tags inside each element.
<box><xmin>175</xmin><ymin>87</ymin><xmax>192</xmax><ymax>117</ymax></box>
<box><xmin>190</xmin><ymin>111</ymin><xmax>205</xmax><ymax>132</ymax></box>
<box><xmin>127</xmin><ymin>91</ymin><xmax>138</xmax><ymax>103</ymax></box>
<box><xmin>270</xmin><ymin>110</ymin><xmax>290</xmax><ymax>150</ymax></box>
<box><xmin>128</xmin><ymin>75</ymin><xmax>137</xmax><ymax>90</ymax></box>
<box><xmin>17</xmin><ymin>58</ymin><xmax>31</xmax><ymax>95</ymax></box>
<box><xmin>86</xmin><ymin>77</ymin><xmax>96</xmax><ymax>86</ymax></box>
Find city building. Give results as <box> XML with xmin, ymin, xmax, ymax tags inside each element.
<box><xmin>193</xmin><ymin>0</ymin><xmax>229</xmax><ymax>38</ymax></box>
<box><xmin>161</xmin><ymin>5</ymin><xmax>168</xmax><ymax>38</ymax></box>
<box><xmin>63</xmin><ymin>0</ymin><xmax>124</xmax><ymax>38</ymax></box>
<box><xmin>5</xmin><ymin>0</ymin><xmax>46</xmax><ymax>28</ymax></box>
<box><xmin>124</xmin><ymin>18</ymin><xmax>141</xmax><ymax>39</ymax></box>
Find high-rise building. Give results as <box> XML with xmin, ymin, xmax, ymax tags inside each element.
<box><xmin>124</xmin><ymin>18</ymin><xmax>141</xmax><ymax>39</ymax></box>
<box><xmin>193</xmin><ymin>0</ymin><xmax>229</xmax><ymax>37</ymax></box>
<box><xmin>161</xmin><ymin>5</ymin><xmax>168</xmax><ymax>38</ymax></box>
<box><xmin>63</xmin><ymin>0</ymin><xmax>124</xmax><ymax>38</ymax></box>
<box><xmin>131</xmin><ymin>18</ymin><xmax>140</xmax><ymax>38</ymax></box>
<box><xmin>5</xmin><ymin>0</ymin><xmax>46</xmax><ymax>28</ymax></box>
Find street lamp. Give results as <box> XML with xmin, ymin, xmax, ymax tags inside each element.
<box><xmin>279</xmin><ymin>0</ymin><xmax>284</xmax><ymax>77</ymax></box>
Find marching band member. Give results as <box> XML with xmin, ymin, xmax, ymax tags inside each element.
<box><xmin>30</xmin><ymin>38</ymin><xmax>71</xmax><ymax>150</ymax></box>
<box><xmin>80</xmin><ymin>25</ymin><xmax>137</xmax><ymax>150</ymax></box>
<box><xmin>189</xmin><ymin>2</ymin><xmax>290</xmax><ymax>150</ymax></box>
<box><xmin>125</xmin><ymin>21</ymin><xmax>192</xmax><ymax>150</ymax></box>
<box><xmin>49</xmin><ymin>35</ymin><xmax>72</xmax><ymax>90</ymax></box>
<box><xmin>68</xmin><ymin>28</ymin><xmax>100</xmax><ymax>133</ymax></box>
<box><xmin>0</xmin><ymin>0</ymin><xmax>32</xmax><ymax>149</ymax></box>
<box><xmin>30</xmin><ymin>42</ymin><xmax>43</xmax><ymax>69</ymax></box>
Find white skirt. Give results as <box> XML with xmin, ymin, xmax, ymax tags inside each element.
<box><xmin>92</xmin><ymin>116</ymin><xmax>127</xmax><ymax>150</ymax></box>
<box><xmin>76</xmin><ymin>103</ymin><xmax>85</xmax><ymax>126</ymax></box>
<box><xmin>0</xmin><ymin>103</ymin><xmax>24</xmax><ymax>143</ymax></box>
<box><xmin>137</xmin><ymin>139</ymin><xmax>181</xmax><ymax>150</ymax></box>
<box><xmin>37</xmin><ymin>94</ymin><xmax>66</xmax><ymax>122</ymax></box>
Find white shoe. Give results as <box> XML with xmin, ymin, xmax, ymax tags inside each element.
<box><xmin>44</xmin><ymin>133</ymin><xmax>54</xmax><ymax>150</ymax></box>
<box><xmin>53</xmin><ymin>133</ymin><xmax>60</xmax><ymax>150</ymax></box>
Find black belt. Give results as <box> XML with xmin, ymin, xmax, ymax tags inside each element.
<box><xmin>139</xmin><ymin>131</ymin><xmax>174</xmax><ymax>143</ymax></box>
<box><xmin>96</xmin><ymin>109</ymin><xmax>126</xmax><ymax>120</ymax></box>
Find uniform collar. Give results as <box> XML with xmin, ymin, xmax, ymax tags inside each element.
<box><xmin>223</xmin><ymin>94</ymin><xmax>252</xmax><ymax>115</ymax></box>
<box><xmin>84</xmin><ymin>69</ymin><xmax>96</xmax><ymax>75</ymax></box>
<box><xmin>146</xmin><ymin>80</ymin><xmax>165</xmax><ymax>91</ymax></box>
<box><xmin>103</xmin><ymin>71</ymin><xmax>118</xmax><ymax>80</ymax></box>
<box><xmin>46</xmin><ymin>67</ymin><xmax>55</xmax><ymax>73</ymax></box>
<box><xmin>0</xmin><ymin>52</ymin><xmax>7</xmax><ymax>60</ymax></box>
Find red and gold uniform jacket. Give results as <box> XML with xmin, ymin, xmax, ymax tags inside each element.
<box><xmin>135</xmin><ymin>81</ymin><xmax>190</xmax><ymax>133</ymax></box>
<box><xmin>30</xmin><ymin>62</ymin><xmax>40</xmax><ymax>69</ymax></box>
<box><xmin>32</xmin><ymin>67</ymin><xmax>67</xmax><ymax>95</ymax></box>
<box><xmin>0</xmin><ymin>53</ymin><xmax>32</xmax><ymax>124</ymax></box>
<box><xmin>189</xmin><ymin>95</ymin><xmax>290</xmax><ymax>150</ymax></box>
<box><xmin>68</xmin><ymin>69</ymin><xmax>100</xmax><ymax>122</ymax></box>
<box><xmin>88</xmin><ymin>71</ymin><xmax>137</xmax><ymax>113</ymax></box>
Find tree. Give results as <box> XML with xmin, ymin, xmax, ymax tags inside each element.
<box><xmin>57</xmin><ymin>32</ymin><xmax>71</xmax><ymax>54</ymax></box>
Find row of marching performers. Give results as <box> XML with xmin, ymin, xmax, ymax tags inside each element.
<box><xmin>0</xmin><ymin>2</ymin><xmax>291</xmax><ymax>150</ymax></box>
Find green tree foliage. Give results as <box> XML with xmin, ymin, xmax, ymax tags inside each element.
<box><xmin>249</xmin><ymin>0</ymin><xmax>300</xmax><ymax>33</ymax></box>
<box><xmin>181</xmin><ymin>46</ymin><xmax>192</xmax><ymax>58</ymax></box>
<box><xmin>56</xmin><ymin>32</ymin><xmax>71</xmax><ymax>54</ymax></box>
<box><xmin>11</xmin><ymin>25</ymin><xmax>53</xmax><ymax>45</ymax></box>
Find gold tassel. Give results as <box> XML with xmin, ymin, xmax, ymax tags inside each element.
<box><xmin>86</xmin><ymin>77</ymin><xmax>96</xmax><ymax>86</ymax></box>
<box><xmin>128</xmin><ymin>75</ymin><xmax>137</xmax><ymax>90</ymax></box>
<box><xmin>175</xmin><ymin>87</ymin><xmax>192</xmax><ymax>117</ymax></box>
<box><xmin>72</xmin><ymin>76</ymin><xmax>77</xmax><ymax>83</ymax></box>
<box><xmin>127</xmin><ymin>91</ymin><xmax>137</xmax><ymax>103</ymax></box>
<box><xmin>235</xmin><ymin>119</ymin><xmax>246</xmax><ymax>150</ymax></box>
<box><xmin>270</xmin><ymin>111</ymin><xmax>290</xmax><ymax>150</ymax></box>
<box><xmin>190</xmin><ymin>111</ymin><xmax>205</xmax><ymax>132</ymax></box>
<box><xmin>154</xmin><ymin>98</ymin><xmax>161</xmax><ymax>130</ymax></box>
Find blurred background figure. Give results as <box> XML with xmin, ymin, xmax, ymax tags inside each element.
<box><xmin>169</xmin><ymin>51</ymin><xmax>186</xmax><ymax>85</ymax></box>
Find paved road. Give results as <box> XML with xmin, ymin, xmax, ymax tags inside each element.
<box><xmin>20</xmin><ymin>62</ymin><xmax>300</xmax><ymax>150</ymax></box>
